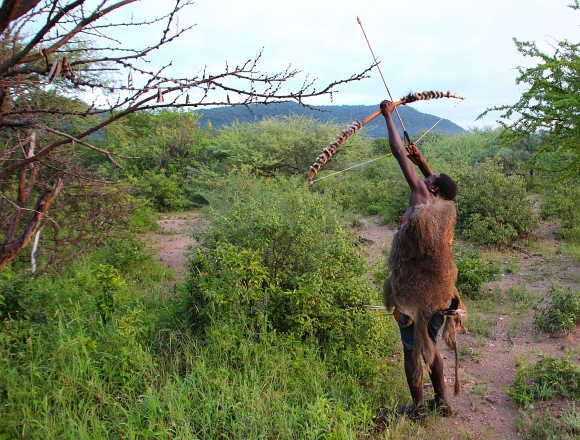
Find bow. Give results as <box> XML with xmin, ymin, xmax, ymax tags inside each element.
<box><xmin>308</xmin><ymin>90</ymin><xmax>464</xmax><ymax>184</ymax></box>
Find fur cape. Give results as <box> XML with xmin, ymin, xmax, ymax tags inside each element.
<box><xmin>383</xmin><ymin>198</ymin><xmax>466</xmax><ymax>395</ymax></box>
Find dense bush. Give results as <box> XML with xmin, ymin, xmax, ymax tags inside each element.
<box><xmin>455</xmin><ymin>160</ymin><xmax>537</xmax><ymax>246</ymax></box>
<box><xmin>128</xmin><ymin>171</ymin><xmax>190</xmax><ymax>212</ymax></box>
<box><xmin>205</xmin><ymin>115</ymin><xmax>373</xmax><ymax>178</ymax></box>
<box><xmin>186</xmin><ymin>175</ymin><xmax>390</xmax><ymax>363</ymax></box>
<box><xmin>0</xmin><ymin>181</ymin><xmax>406</xmax><ymax>438</ymax></box>
<box><xmin>312</xmin><ymin>165</ymin><xmax>410</xmax><ymax>222</ymax></box>
<box><xmin>0</xmin><ymin>268</ymin><xmax>49</xmax><ymax>321</ymax></box>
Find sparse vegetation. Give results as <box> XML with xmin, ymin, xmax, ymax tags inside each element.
<box><xmin>510</xmin><ymin>357</ymin><xmax>580</xmax><ymax>439</ymax></box>
<box><xmin>534</xmin><ymin>284</ymin><xmax>580</xmax><ymax>334</ymax></box>
<box><xmin>455</xmin><ymin>246</ymin><xmax>501</xmax><ymax>297</ymax></box>
<box><xmin>510</xmin><ymin>356</ymin><xmax>580</xmax><ymax>406</ymax></box>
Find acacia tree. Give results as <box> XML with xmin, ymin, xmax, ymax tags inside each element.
<box><xmin>481</xmin><ymin>1</ymin><xmax>580</xmax><ymax>179</ymax></box>
<box><xmin>0</xmin><ymin>0</ymin><xmax>372</xmax><ymax>270</ymax></box>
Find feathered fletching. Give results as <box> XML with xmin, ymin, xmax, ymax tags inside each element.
<box><xmin>308</xmin><ymin>120</ymin><xmax>363</xmax><ymax>183</ymax></box>
<box><xmin>399</xmin><ymin>90</ymin><xmax>464</xmax><ymax>105</ymax></box>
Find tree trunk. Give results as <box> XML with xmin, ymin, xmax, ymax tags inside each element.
<box><xmin>0</xmin><ymin>0</ymin><xmax>42</xmax><ymax>34</ymax></box>
<box><xmin>0</xmin><ymin>178</ymin><xmax>63</xmax><ymax>267</ymax></box>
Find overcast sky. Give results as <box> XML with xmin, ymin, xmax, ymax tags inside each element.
<box><xmin>116</xmin><ymin>0</ymin><xmax>580</xmax><ymax>130</ymax></box>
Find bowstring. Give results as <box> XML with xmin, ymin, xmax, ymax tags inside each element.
<box><xmin>412</xmin><ymin>98</ymin><xmax>465</xmax><ymax>145</ymax></box>
<box><xmin>310</xmin><ymin>153</ymin><xmax>392</xmax><ymax>183</ymax></box>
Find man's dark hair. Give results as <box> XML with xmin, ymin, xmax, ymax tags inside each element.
<box><xmin>434</xmin><ymin>173</ymin><xmax>458</xmax><ymax>201</ymax></box>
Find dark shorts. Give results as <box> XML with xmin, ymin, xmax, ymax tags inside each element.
<box><xmin>398</xmin><ymin>313</ymin><xmax>444</xmax><ymax>352</ymax></box>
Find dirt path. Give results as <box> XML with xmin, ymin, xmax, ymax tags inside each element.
<box><xmin>148</xmin><ymin>212</ymin><xmax>201</xmax><ymax>277</ymax></box>
<box><xmin>440</xmin><ymin>224</ymin><xmax>580</xmax><ymax>439</ymax></box>
<box><xmin>150</xmin><ymin>213</ymin><xmax>580</xmax><ymax>438</ymax></box>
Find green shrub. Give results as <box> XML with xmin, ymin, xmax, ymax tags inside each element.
<box><xmin>129</xmin><ymin>170</ymin><xmax>190</xmax><ymax>212</ymax></box>
<box><xmin>206</xmin><ymin>115</ymin><xmax>373</xmax><ymax>178</ymax></box>
<box><xmin>186</xmin><ymin>176</ymin><xmax>388</xmax><ymax>361</ymax></box>
<box><xmin>455</xmin><ymin>160</ymin><xmax>537</xmax><ymax>246</ymax></box>
<box><xmin>510</xmin><ymin>356</ymin><xmax>580</xmax><ymax>407</ymax></box>
<box><xmin>0</xmin><ymin>268</ymin><xmax>50</xmax><ymax>321</ymax></box>
<box><xmin>313</xmin><ymin>155</ymin><xmax>410</xmax><ymax>223</ymax></box>
<box><xmin>92</xmin><ymin>264</ymin><xmax>128</xmax><ymax>324</ymax></box>
<box><xmin>454</xmin><ymin>246</ymin><xmax>500</xmax><ymax>297</ymax></box>
<box><xmin>539</xmin><ymin>181</ymin><xmax>580</xmax><ymax>243</ymax></box>
<box><xmin>534</xmin><ymin>284</ymin><xmax>580</xmax><ymax>334</ymax></box>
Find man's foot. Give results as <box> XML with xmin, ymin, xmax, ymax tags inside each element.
<box><xmin>372</xmin><ymin>407</ymin><xmax>392</xmax><ymax>431</ymax></box>
<box><xmin>426</xmin><ymin>398</ymin><xmax>455</xmax><ymax>417</ymax></box>
<box><xmin>396</xmin><ymin>403</ymin><xmax>427</xmax><ymax>422</ymax></box>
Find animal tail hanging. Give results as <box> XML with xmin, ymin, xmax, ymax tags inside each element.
<box><xmin>308</xmin><ymin>90</ymin><xmax>464</xmax><ymax>184</ymax></box>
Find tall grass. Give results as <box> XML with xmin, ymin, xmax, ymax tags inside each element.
<box><xmin>0</xmin><ymin>190</ymin><xmax>411</xmax><ymax>438</ymax></box>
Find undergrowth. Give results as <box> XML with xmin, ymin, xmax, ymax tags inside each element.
<box><xmin>1</xmin><ymin>178</ymin><xmax>422</xmax><ymax>439</ymax></box>
<box><xmin>534</xmin><ymin>284</ymin><xmax>580</xmax><ymax>334</ymax></box>
<box><xmin>510</xmin><ymin>356</ymin><xmax>580</xmax><ymax>407</ymax></box>
<box><xmin>511</xmin><ymin>356</ymin><xmax>580</xmax><ymax>439</ymax></box>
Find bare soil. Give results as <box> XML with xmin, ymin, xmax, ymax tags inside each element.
<box><xmin>148</xmin><ymin>212</ymin><xmax>202</xmax><ymax>277</ymax></box>
<box><xmin>149</xmin><ymin>213</ymin><xmax>580</xmax><ymax>439</ymax></box>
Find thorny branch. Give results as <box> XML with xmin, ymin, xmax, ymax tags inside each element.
<box><xmin>0</xmin><ymin>0</ymin><xmax>374</xmax><ymax>269</ymax></box>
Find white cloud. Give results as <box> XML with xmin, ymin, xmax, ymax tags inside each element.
<box><xmin>106</xmin><ymin>0</ymin><xmax>580</xmax><ymax>129</ymax></box>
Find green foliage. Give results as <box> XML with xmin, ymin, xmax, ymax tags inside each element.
<box><xmin>101</xmin><ymin>109</ymin><xmax>210</xmax><ymax>212</ymax></box>
<box><xmin>92</xmin><ymin>264</ymin><xmax>128</xmax><ymax>324</ymax></box>
<box><xmin>418</xmin><ymin>128</ymin><xmax>501</xmax><ymax>168</ymax></box>
<box><xmin>312</xmin><ymin>153</ymin><xmax>410</xmax><ymax>223</ymax></box>
<box><xmin>186</xmin><ymin>175</ymin><xmax>390</xmax><ymax>368</ymax></box>
<box><xmin>128</xmin><ymin>171</ymin><xmax>190</xmax><ymax>212</ymax></box>
<box><xmin>510</xmin><ymin>356</ymin><xmax>580</xmax><ymax>407</ymax></box>
<box><xmin>93</xmin><ymin>237</ymin><xmax>152</xmax><ymax>273</ymax></box>
<box><xmin>205</xmin><ymin>115</ymin><xmax>373</xmax><ymax>178</ymax></box>
<box><xmin>538</xmin><ymin>180</ymin><xmax>580</xmax><ymax>243</ymax></box>
<box><xmin>0</xmin><ymin>230</ymin><xmax>405</xmax><ymax>439</ymax></box>
<box><xmin>455</xmin><ymin>160</ymin><xmax>537</xmax><ymax>246</ymax></box>
<box><xmin>102</xmin><ymin>109</ymin><xmax>209</xmax><ymax>175</ymax></box>
<box><xmin>516</xmin><ymin>405</ymin><xmax>580</xmax><ymax>440</ymax></box>
<box><xmin>534</xmin><ymin>284</ymin><xmax>580</xmax><ymax>334</ymax></box>
<box><xmin>454</xmin><ymin>246</ymin><xmax>500</xmax><ymax>297</ymax></box>
<box><xmin>0</xmin><ymin>268</ymin><xmax>48</xmax><ymax>321</ymax></box>
<box><xmin>481</xmin><ymin>4</ymin><xmax>580</xmax><ymax>180</ymax></box>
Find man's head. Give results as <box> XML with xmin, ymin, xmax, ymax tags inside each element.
<box><xmin>424</xmin><ymin>173</ymin><xmax>458</xmax><ymax>201</ymax></box>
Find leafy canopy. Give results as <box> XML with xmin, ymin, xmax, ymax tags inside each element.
<box><xmin>481</xmin><ymin>1</ymin><xmax>580</xmax><ymax>179</ymax></box>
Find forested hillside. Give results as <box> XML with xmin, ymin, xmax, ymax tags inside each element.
<box><xmin>194</xmin><ymin>102</ymin><xmax>466</xmax><ymax>137</ymax></box>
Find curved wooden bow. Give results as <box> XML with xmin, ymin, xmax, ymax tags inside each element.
<box><xmin>308</xmin><ymin>90</ymin><xmax>464</xmax><ymax>184</ymax></box>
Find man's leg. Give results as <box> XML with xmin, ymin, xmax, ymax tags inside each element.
<box><xmin>428</xmin><ymin>349</ymin><xmax>453</xmax><ymax>416</ymax></box>
<box><xmin>403</xmin><ymin>349</ymin><xmax>424</xmax><ymax>407</ymax></box>
<box><xmin>397</xmin><ymin>315</ymin><xmax>426</xmax><ymax>420</ymax></box>
<box><xmin>429</xmin><ymin>350</ymin><xmax>446</xmax><ymax>403</ymax></box>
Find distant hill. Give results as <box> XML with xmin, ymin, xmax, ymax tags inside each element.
<box><xmin>193</xmin><ymin>102</ymin><xmax>466</xmax><ymax>138</ymax></box>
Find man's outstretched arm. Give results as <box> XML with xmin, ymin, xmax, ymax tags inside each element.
<box><xmin>381</xmin><ymin>100</ymin><xmax>424</xmax><ymax>192</ymax></box>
